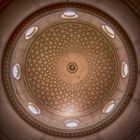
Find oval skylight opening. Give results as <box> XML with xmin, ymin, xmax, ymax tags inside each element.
<box><xmin>121</xmin><ymin>61</ymin><xmax>129</xmax><ymax>78</ymax></box>
<box><xmin>64</xmin><ymin>120</ymin><xmax>79</xmax><ymax>128</ymax></box>
<box><xmin>102</xmin><ymin>25</ymin><xmax>115</xmax><ymax>38</ymax></box>
<box><xmin>28</xmin><ymin>102</ymin><xmax>41</xmax><ymax>115</ymax></box>
<box><xmin>61</xmin><ymin>11</ymin><xmax>78</xmax><ymax>19</ymax></box>
<box><xmin>103</xmin><ymin>100</ymin><xmax>115</xmax><ymax>114</ymax></box>
<box><xmin>25</xmin><ymin>26</ymin><xmax>38</xmax><ymax>40</ymax></box>
<box><xmin>12</xmin><ymin>63</ymin><xmax>21</xmax><ymax>80</ymax></box>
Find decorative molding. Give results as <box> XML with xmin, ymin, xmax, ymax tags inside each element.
<box><xmin>1</xmin><ymin>2</ymin><xmax>138</xmax><ymax>138</ymax></box>
<box><xmin>126</xmin><ymin>124</ymin><xmax>140</xmax><ymax>140</ymax></box>
<box><xmin>121</xmin><ymin>0</ymin><xmax>140</xmax><ymax>19</ymax></box>
<box><xmin>0</xmin><ymin>0</ymin><xmax>14</xmax><ymax>12</ymax></box>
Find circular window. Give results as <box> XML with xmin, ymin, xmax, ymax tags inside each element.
<box><xmin>28</xmin><ymin>102</ymin><xmax>41</xmax><ymax>115</ymax></box>
<box><xmin>25</xmin><ymin>26</ymin><xmax>38</xmax><ymax>40</ymax></box>
<box><xmin>64</xmin><ymin>120</ymin><xmax>79</xmax><ymax>128</ymax></box>
<box><xmin>103</xmin><ymin>100</ymin><xmax>115</xmax><ymax>114</ymax></box>
<box><xmin>61</xmin><ymin>11</ymin><xmax>78</xmax><ymax>19</ymax></box>
<box><xmin>102</xmin><ymin>24</ymin><xmax>115</xmax><ymax>38</ymax></box>
<box><xmin>12</xmin><ymin>63</ymin><xmax>21</xmax><ymax>80</ymax></box>
<box><xmin>121</xmin><ymin>61</ymin><xmax>129</xmax><ymax>78</ymax></box>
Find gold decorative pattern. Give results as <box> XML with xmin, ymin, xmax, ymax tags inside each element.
<box><xmin>25</xmin><ymin>22</ymin><xmax>118</xmax><ymax>115</ymax></box>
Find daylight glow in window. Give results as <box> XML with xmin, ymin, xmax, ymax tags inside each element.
<box><xmin>103</xmin><ymin>101</ymin><xmax>115</xmax><ymax>114</ymax></box>
<box><xmin>28</xmin><ymin>102</ymin><xmax>41</xmax><ymax>115</ymax></box>
<box><xmin>102</xmin><ymin>25</ymin><xmax>115</xmax><ymax>38</ymax></box>
<box><xmin>61</xmin><ymin>11</ymin><xmax>78</xmax><ymax>19</ymax></box>
<box><xmin>25</xmin><ymin>26</ymin><xmax>38</xmax><ymax>40</ymax></box>
<box><xmin>12</xmin><ymin>63</ymin><xmax>21</xmax><ymax>80</ymax></box>
<box><xmin>121</xmin><ymin>61</ymin><xmax>129</xmax><ymax>78</ymax></box>
<box><xmin>65</xmin><ymin>120</ymin><xmax>79</xmax><ymax>128</ymax></box>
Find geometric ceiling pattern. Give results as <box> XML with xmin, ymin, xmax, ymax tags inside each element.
<box><xmin>25</xmin><ymin>22</ymin><xmax>118</xmax><ymax>115</ymax></box>
<box><xmin>1</xmin><ymin>2</ymin><xmax>138</xmax><ymax>138</ymax></box>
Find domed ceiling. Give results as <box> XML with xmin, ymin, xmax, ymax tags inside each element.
<box><xmin>25</xmin><ymin>22</ymin><xmax>118</xmax><ymax>115</ymax></box>
<box><xmin>1</xmin><ymin>2</ymin><xmax>137</xmax><ymax>138</ymax></box>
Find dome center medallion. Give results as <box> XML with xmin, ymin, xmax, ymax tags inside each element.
<box><xmin>67</xmin><ymin>62</ymin><xmax>78</xmax><ymax>73</ymax></box>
